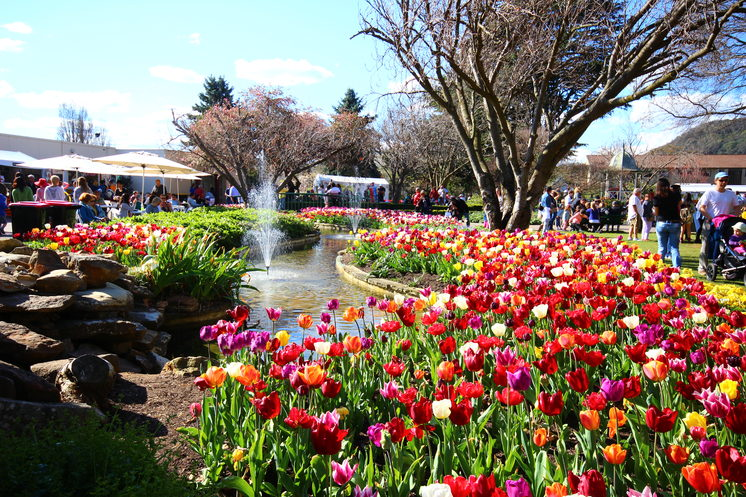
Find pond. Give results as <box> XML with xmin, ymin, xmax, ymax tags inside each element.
<box><xmin>241</xmin><ymin>231</ymin><xmax>373</xmax><ymax>338</ymax></box>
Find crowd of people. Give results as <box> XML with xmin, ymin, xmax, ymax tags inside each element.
<box><xmin>539</xmin><ymin>186</ymin><xmax>627</xmax><ymax>234</ymax></box>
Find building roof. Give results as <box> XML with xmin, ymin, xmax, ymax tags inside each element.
<box><xmin>587</xmin><ymin>154</ymin><xmax>746</xmax><ymax>169</ymax></box>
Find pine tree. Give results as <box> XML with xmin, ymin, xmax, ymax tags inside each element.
<box><xmin>192</xmin><ymin>76</ymin><xmax>235</xmax><ymax>115</ymax></box>
<box><xmin>333</xmin><ymin>89</ymin><xmax>365</xmax><ymax>114</ymax></box>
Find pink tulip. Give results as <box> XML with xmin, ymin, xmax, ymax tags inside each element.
<box><xmin>331</xmin><ymin>458</ymin><xmax>358</xmax><ymax>486</ymax></box>
<box><xmin>265</xmin><ymin>307</ymin><xmax>282</xmax><ymax>321</ymax></box>
<box><xmin>379</xmin><ymin>380</ymin><xmax>400</xmax><ymax>399</ymax></box>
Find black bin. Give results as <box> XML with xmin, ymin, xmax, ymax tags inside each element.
<box><xmin>10</xmin><ymin>202</ymin><xmax>48</xmax><ymax>237</ymax></box>
<box><xmin>45</xmin><ymin>201</ymin><xmax>80</xmax><ymax>228</ymax></box>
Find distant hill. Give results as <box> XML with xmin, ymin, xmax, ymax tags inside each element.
<box><xmin>653</xmin><ymin>118</ymin><xmax>746</xmax><ymax>155</ymax></box>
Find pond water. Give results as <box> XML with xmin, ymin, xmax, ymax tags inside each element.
<box><xmin>240</xmin><ymin>232</ymin><xmax>374</xmax><ymax>340</ymax></box>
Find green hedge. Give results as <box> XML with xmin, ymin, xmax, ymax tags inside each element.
<box><xmin>113</xmin><ymin>207</ymin><xmax>317</xmax><ymax>249</ymax></box>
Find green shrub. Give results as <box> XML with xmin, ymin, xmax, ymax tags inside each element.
<box><xmin>132</xmin><ymin>231</ymin><xmax>257</xmax><ymax>301</ymax></box>
<box><xmin>114</xmin><ymin>207</ymin><xmax>316</xmax><ymax>249</ymax></box>
<box><xmin>1</xmin><ymin>417</ymin><xmax>209</xmax><ymax>497</ymax></box>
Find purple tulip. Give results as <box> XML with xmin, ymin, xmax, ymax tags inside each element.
<box><xmin>366</xmin><ymin>296</ymin><xmax>378</xmax><ymax>308</ymax></box>
<box><xmin>320</xmin><ymin>312</ymin><xmax>332</xmax><ymax>324</ymax></box>
<box><xmin>468</xmin><ymin>315</ymin><xmax>483</xmax><ymax>329</ymax></box>
<box><xmin>699</xmin><ymin>437</ymin><xmax>719</xmax><ymax>458</ymax></box>
<box><xmin>600</xmin><ymin>378</ymin><xmax>625</xmax><ymax>402</ymax></box>
<box><xmin>505</xmin><ymin>477</ymin><xmax>532</xmax><ymax>497</ymax></box>
<box><xmin>507</xmin><ymin>367</ymin><xmax>532</xmax><ymax>391</ymax></box>
<box><xmin>199</xmin><ymin>324</ymin><xmax>218</xmax><ymax>341</ymax></box>
<box><xmin>494</xmin><ymin>346</ymin><xmax>517</xmax><ymax>366</ymax></box>
<box><xmin>327</xmin><ymin>299</ymin><xmax>340</xmax><ymax>311</ymax></box>
<box><xmin>689</xmin><ymin>348</ymin><xmax>706</xmax><ymax>364</ymax></box>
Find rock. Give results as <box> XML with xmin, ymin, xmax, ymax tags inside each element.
<box><xmin>133</xmin><ymin>327</ymin><xmax>157</xmax><ymax>351</ymax></box>
<box><xmin>57</xmin><ymin>355</ymin><xmax>115</xmax><ymax>407</ymax></box>
<box><xmin>129</xmin><ymin>350</ymin><xmax>168</xmax><ymax>374</ymax></box>
<box><xmin>0</xmin><ymin>375</ymin><xmax>16</xmax><ymax>398</ymax></box>
<box><xmin>30</xmin><ymin>358</ymin><xmax>71</xmax><ymax>383</ymax></box>
<box><xmin>57</xmin><ymin>319</ymin><xmax>141</xmax><ymax>343</ymax></box>
<box><xmin>35</xmin><ymin>269</ymin><xmax>86</xmax><ymax>294</ymax></box>
<box><xmin>0</xmin><ymin>321</ymin><xmax>65</xmax><ymax>365</ymax></box>
<box><xmin>13</xmin><ymin>272</ymin><xmax>37</xmax><ymax>288</ymax></box>
<box><xmin>166</xmin><ymin>294</ymin><xmax>200</xmax><ymax>313</ymax></box>
<box><xmin>71</xmin><ymin>283</ymin><xmax>134</xmax><ymax>312</ymax></box>
<box><xmin>103</xmin><ymin>341</ymin><xmax>133</xmax><ymax>355</ymax></box>
<box><xmin>0</xmin><ymin>293</ymin><xmax>74</xmax><ymax>313</ymax></box>
<box><xmin>28</xmin><ymin>249</ymin><xmax>67</xmax><ymax>276</ymax></box>
<box><xmin>11</xmin><ymin>245</ymin><xmax>33</xmax><ymax>256</ymax></box>
<box><xmin>0</xmin><ymin>360</ymin><xmax>60</xmax><ymax>402</ymax></box>
<box><xmin>99</xmin><ymin>353</ymin><xmax>120</xmax><ymax>373</ymax></box>
<box><xmin>1</xmin><ymin>253</ymin><xmax>30</xmax><ymax>268</ymax></box>
<box><xmin>69</xmin><ymin>255</ymin><xmax>125</xmax><ymax>288</ymax></box>
<box><xmin>153</xmin><ymin>331</ymin><xmax>171</xmax><ymax>356</ymax></box>
<box><xmin>117</xmin><ymin>357</ymin><xmax>142</xmax><ymax>373</ymax></box>
<box><xmin>0</xmin><ymin>238</ymin><xmax>24</xmax><ymax>253</ymax></box>
<box><xmin>162</xmin><ymin>356</ymin><xmax>208</xmax><ymax>377</ymax></box>
<box><xmin>0</xmin><ymin>273</ymin><xmax>26</xmax><ymax>293</ymax></box>
<box><xmin>72</xmin><ymin>343</ymin><xmax>109</xmax><ymax>357</ymax></box>
<box><xmin>128</xmin><ymin>308</ymin><xmax>163</xmax><ymax>329</ymax></box>
<box><xmin>0</xmin><ymin>398</ymin><xmax>104</xmax><ymax>431</ymax></box>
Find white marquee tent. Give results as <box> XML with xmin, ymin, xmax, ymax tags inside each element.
<box><xmin>313</xmin><ymin>174</ymin><xmax>389</xmax><ymax>201</ymax></box>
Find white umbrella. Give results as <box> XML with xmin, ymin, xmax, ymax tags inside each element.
<box><xmin>92</xmin><ymin>151</ymin><xmax>198</xmax><ymax>197</ymax></box>
<box><xmin>0</xmin><ymin>150</ymin><xmax>37</xmax><ymax>167</ymax></box>
<box><xmin>19</xmin><ymin>154</ymin><xmax>132</xmax><ymax>175</ymax></box>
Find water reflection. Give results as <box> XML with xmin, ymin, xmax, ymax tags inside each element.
<box><xmin>240</xmin><ymin>232</ymin><xmax>373</xmax><ymax>339</ymax></box>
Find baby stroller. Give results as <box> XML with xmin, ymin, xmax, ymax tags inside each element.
<box><xmin>705</xmin><ymin>214</ymin><xmax>746</xmax><ymax>284</ymax></box>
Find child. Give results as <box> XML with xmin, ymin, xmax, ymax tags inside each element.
<box><xmin>586</xmin><ymin>200</ymin><xmax>602</xmax><ymax>232</ymax></box>
<box><xmin>569</xmin><ymin>205</ymin><xmax>588</xmax><ymax>231</ymax></box>
<box><xmin>0</xmin><ymin>184</ymin><xmax>7</xmax><ymax>235</ymax></box>
<box><xmin>729</xmin><ymin>222</ymin><xmax>746</xmax><ymax>254</ymax></box>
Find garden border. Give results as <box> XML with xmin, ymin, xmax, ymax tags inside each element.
<box><xmin>335</xmin><ymin>250</ymin><xmax>422</xmax><ymax>298</ymax></box>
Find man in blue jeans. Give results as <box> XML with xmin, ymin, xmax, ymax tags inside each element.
<box><xmin>697</xmin><ymin>172</ymin><xmax>742</xmax><ymax>274</ymax></box>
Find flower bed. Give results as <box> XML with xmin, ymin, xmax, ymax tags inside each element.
<box><xmin>184</xmin><ymin>229</ymin><xmax>746</xmax><ymax>496</ymax></box>
<box><xmin>297</xmin><ymin>207</ymin><xmax>460</xmax><ymax>228</ymax></box>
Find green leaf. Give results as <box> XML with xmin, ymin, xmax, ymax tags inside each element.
<box><xmin>220</xmin><ymin>476</ymin><xmax>254</xmax><ymax>497</ymax></box>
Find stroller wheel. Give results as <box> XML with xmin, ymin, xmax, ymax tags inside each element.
<box><xmin>706</xmin><ymin>263</ymin><xmax>718</xmax><ymax>281</ymax></box>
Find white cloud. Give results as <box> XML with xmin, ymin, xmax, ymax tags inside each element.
<box><xmin>3</xmin><ymin>22</ymin><xmax>32</xmax><ymax>34</ymax></box>
<box><xmin>3</xmin><ymin>116</ymin><xmax>60</xmax><ymax>138</ymax></box>
<box><xmin>0</xmin><ymin>38</ymin><xmax>24</xmax><ymax>52</ymax></box>
<box><xmin>149</xmin><ymin>65</ymin><xmax>203</xmax><ymax>84</ymax></box>
<box><xmin>235</xmin><ymin>58</ymin><xmax>333</xmax><ymax>86</ymax></box>
<box><xmin>386</xmin><ymin>77</ymin><xmax>421</xmax><ymax>95</ymax></box>
<box><xmin>101</xmin><ymin>107</ymin><xmax>181</xmax><ymax>148</ymax></box>
<box><xmin>11</xmin><ymin>89</ymin><xmax>132</xmax><ymax>113</ymax></box>
<box><xmin>0</xmin><ymin>80</ymin><xmax>13</xmax><ymax>98</ymax></box>
<box><xmin>188</xmin><ymin>33</ymin><xmax>201</xmax><ymax>45</ymax></box>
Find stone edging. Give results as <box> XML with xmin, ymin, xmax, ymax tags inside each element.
<box><xmin>335</xmin><ymin>250</ymin><xmax>423</xmax><ymax>298</ymax></box>
<box><xmin>315</xmin><ymin>222</ymin><xmax>350</xmax><ymax>232</ymax></box>
<box><xmin>281</xmin><ymin>233</ymin><xmax>321</xmax><ymax>250</ymax></box>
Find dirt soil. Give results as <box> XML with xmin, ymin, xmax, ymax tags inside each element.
<box><xmin>108</xmin><ymin>372</ymin><xmax>204</xmax><ymax>477</ymax></box>
<box><xmin>341</xmin><ymin>251</ymin><xmax>445</xmax><ymax>292</ymax></box>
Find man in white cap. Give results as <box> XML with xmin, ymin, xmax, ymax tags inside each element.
<box><xmin>697</xmin><ymin>171</ymin><xmax>742</xmax><ymax>274</ymax></box>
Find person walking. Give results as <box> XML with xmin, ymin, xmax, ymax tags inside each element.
<box><xmin>627</xmin><ymin>188</ymin><xmax>643</xmax><ymax>241</ymax></box>
<box><xmin>653</xmin><ymin>178</ymin><xmax>682</xmax><ymax>268</ymax></box>
<box><xmin>641</xmin><ymin>192</ymin><xmax>655</xmax><ymax>241</ymax></box>
<box><xmin>697</xmin><ymin>171</ymin><xmax>742</xmax><ymax>274</ymax></box>
<box><xmin>540</xmin><ymin>186</ymin><xmax>557</xmax><ymax>233</ymax></box>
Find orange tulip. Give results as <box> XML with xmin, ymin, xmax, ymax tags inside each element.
<box><xmin>600</xmin><ymin>330</ymin><xmax>617</xmax><ymax>345</ymax></box>
<box><xmin>558</xmin><ymin>334</ymin><xmax>576</xmax><ymax>349</ymax></box>
<box><xmin>233</xmin><ymin>364</ymin><xmax>260</xmax><ymax>387</ymax></box>
<box><xmin>642</xmin><ymin>360</ymin><xmax>668</xmax><ymax>381</ymax></box>
<box><xmin>533</xmin><ymin>427</ymin><xmax>548</xmax><ymax>447</ymax></box>
<box><xmin>544</xmin><ymin>482</ymin><xmax>568</xmax><ymax>497</ymax></box>
<box><xmin>386</xmin><ymin>301</ymin><xmax>398</xmax><ymax>313</ymax></box>
<box><xmin>665</xmin><ymin>444</ymin><xmax>690</xmax><ymax>465</ymax></box>
<box><xmin>413</xmin><ymin>299</ymin><xmax>426</xmax><ymax>311</ymax></box>
<box><xmin>298</xmin><ymin>364</ymin><xmax>327</xmax><ymax>387</ymax></box>
<box><xmin>579</xmin><ymin>409</ymin><xmax>600</xmax><ymax>431</ymax></box>
<box><xmin>199</xmin><ymin>366</ymin><xmax>227</xmax><ymax>389</ymax></box>
<box><xmin>437</xmin><ymin>361</ymin><xmax>456</xmax><ymax>382</ymax></box>
<box><xmin>297</xmin><ymin>313</ymin><xmax>313</xmax><ymax>329</ymax></box>
<box><xmin>681</xmin><ymin>463</ymin><xmax>721</xmax><ymax>493</ymax></box>
<box><xmin>607</xmin><ymin>407</ymin><xmax>627</xmax><ymax>438</ymax></box>
<box><xmin>343</xmin><ymin>335</ymin><xmax>362</xmax><ymax>354</ymax></box>
<box><xmin>414</xmin><ymin>369</ymin><xmax>426</xmax><ymax>380</ymax></box>
<box><xmin>602</xmin><ymin>443</ymin><xmax>627</xmax><ymax>464</ymax></box>
<box><xmin>342</xmin><ymin>306</ymin><xmax>360</xmax><ymax>322</ymax></box>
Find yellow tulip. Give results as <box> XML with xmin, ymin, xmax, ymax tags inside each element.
<box><xmin>275</xmin><ymin>330</ymin><xmax>290</xmax><ymax>347</ymax></box>
<box><xmin>683</xmin><ymin>412</ymin><xmax>707</xmax><ymax>430</ymax></box>
<box><xmin>719</xmin><ymin>379</ymin><xmax>739</xmax><ymax>400</ymax></box>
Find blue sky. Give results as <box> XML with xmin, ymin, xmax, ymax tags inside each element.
<box><xmin>1</xmin><ymin>1</ymin><xmax>681</xmax><ymax>157</ymax></box>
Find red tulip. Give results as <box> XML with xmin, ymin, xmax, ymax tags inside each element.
<box><xmin>285</xmin><ymin>407</ymin><xmax>314</xmax><ymax>429</ymax></box>
<box><xmin>715</xmin><ymin>446</ymin><xmax>746</xmax><ymax>483</ymax></box>
<box><xmin>496</xmin><ymin>387</ymin><xmax>524</xmax><ymax>406</ymax></box>
<box><xmin>439</xmin><ymin>336</ymin><xmax>456</xmax><ymax>354</ymax></box>
<box><xmin>252</xmin><ymin>391</ymin><xmax>281</xmax><ymax>420</ymax></box>
<box><xmin>408</xmin><ymin>398</ymin><xmax>433</xmax><ymax>425</ymax></box>
<box><xmin>321</xmin><ymin>378</ymin><xmax>342</xmax><ymax>398</ymax></box>
<box><xmin>622</xmin><ymin>375</ymin><xmax>641</xmax><ymax>399</ymax></box>
<box><xmin>310</xmin><ymin>411</ymin><xmax>348</xmax><ymax>455</ymax></box>
<box><xmin>538</xmin><ymin>391</ymin><xmax>564</xmax><ymax>416</ymax></box>
<box><xmin>665</xmin><ymin>444</ymin><xmax>690</xmax><ymax>464</ymax></box>
<box><xmin>383</xmin><ymin>357</ymin><xmax>406</xmax><ymax>377</ymax></box>
<box><xmin>583</xmin><ymin>392</ymin><xmax>608</xmax><ymax>411</ymax></box>
<box><xmin>449</xmin><ymin>399</ymin><xmax>473</xmax><ymax>426</ymax></box>
<box><xmin>725</xmin><ymin>403</ymin><xmax>746</xmax><ymax>434</ymax></box>
<box><xmin>645</xmin><ymin>406</ymin><xmax>678</xmax><ymax>433</ymax></box>
<box><xmin>568</xmin><ymin>469</ymin><xmax>606</xmax><ymax>497</ymax></box>
<box><xmin>457</xmin><ymin>381</ymin><xmax>484</xmax><ymax>399</ymax></box>
<box><xmin>565</xmin><ymin>368</ymin><xmax>589</xmax><ymax>392</ymax></box>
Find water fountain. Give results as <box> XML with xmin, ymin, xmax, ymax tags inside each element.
<box><xmin>245</xmin><ymin>162</ymin><xmax>284</xmax><ymax>272</ymax></box>
<box><xmin>346</xmin><ymin>191</ymin><xmax>365</xmax><ymax>233</ymax></box>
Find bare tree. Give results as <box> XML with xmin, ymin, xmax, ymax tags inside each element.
<box><xmin>360</xmin><ymin>0</ymin><xmax>746</xmax><ymax>229</ymax></box>
<box><xmin>57</xmin><ymin>104</ymin><xmax>110</xmax><ymax>146</ymax></box>
<box><xmin>376</xmin><ymin>106</ymin><xmax>420</xmax><ymax>202</ymax></box>
<box><xmin>173</xmin><ymin>86</ymin><xmax>372</xmax><ymax>202</ymax></box>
